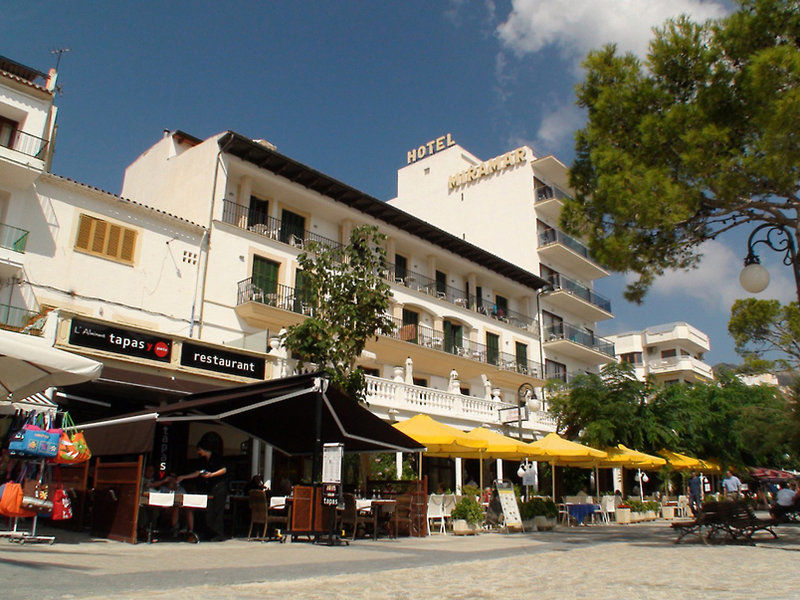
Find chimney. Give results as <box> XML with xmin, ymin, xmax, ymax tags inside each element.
<box><xmin>46</xmin><ymin>68</ymin><xmax>58</xmax><ymax>92</ymax></box>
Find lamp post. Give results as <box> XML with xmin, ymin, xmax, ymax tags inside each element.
<box><xmin>739</xmin><ymin>224</ymin><xmax>800</xmax><ymax>304</ymax></box>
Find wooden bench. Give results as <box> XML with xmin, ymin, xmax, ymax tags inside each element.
<box><xmin>672</xmin><ymin>501</ymin><xmax>778</xmax><ymax>544</ymax></box>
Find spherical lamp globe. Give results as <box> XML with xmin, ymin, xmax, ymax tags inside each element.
<box><xmin>739</xmin><ymin>262</ymin><xmax>770</xmax><ymax>294</ymax></box>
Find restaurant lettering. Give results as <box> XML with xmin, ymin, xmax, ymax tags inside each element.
<box><xmin>69</xmin><ymin>318</ymin><xmax>172</xmax><ymax>362</ymax></box>
<box><xmin>448</xmin><ymin>147</ymin><xmax>527</xmax><ymax>189</ymax></box>
<box><xmin>180</xmin><ymin>342</ymin><xmax>265</xmax><ymax>379</ymax></box>
<box><xmin>407</xmin><ymin>133</ymin><xmax>455</xmax><ymax>164</ymax></box>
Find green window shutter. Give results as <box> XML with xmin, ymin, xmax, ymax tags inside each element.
<box><xmin>252</xmin><ymin>256</ymin><xmax>279</xmax><ymax>293</ymax></box>
<box><xmin>401</xmin><ymin>309</ymin><xmax>419</xmax><ymax>344</ymax></box>
<box><xmin>486</xmin><ymin>333</ymin><xmax>499</xmax><ymax>365</ymax></box>
<box><xmin>515</xmin><ymin>342</ymin><xmax>528</xmax><ymax>372</ymax></box>
<box><xmin>280</xmin><ymin>209</ymin><xmax>305</xmax><ymax>244</ymax></box>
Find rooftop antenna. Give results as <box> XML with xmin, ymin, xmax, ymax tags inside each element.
<box><xmin>50</xmin><ymin>48</ymin><xmax>70</xmax><ymax>71</ymax></box>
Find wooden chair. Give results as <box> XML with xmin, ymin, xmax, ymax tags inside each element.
<box><xmin>247</xmin><ymin>490</ymin><xmax>269</xmax><ymax>540</ymax></box>
<box><xmin>391</xmin><ymin>494</ymin><xmax>414</xmax><ymax>537</ymax></box>
<box><xmin>341</xmin><ymin>493</ymin><xmax>373</xmax><ymax>540</ymax></box>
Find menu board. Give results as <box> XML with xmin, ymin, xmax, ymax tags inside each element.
<box><xmin>495</xmin><ymin>480</ymin><xmax>523</xmax><ymax>530</ymax></box>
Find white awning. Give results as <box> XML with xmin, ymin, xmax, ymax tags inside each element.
<box><xmin>0</xmin><ymin>329</ymin><xmax>103</xmax><ymax>401</ymax></box>
<box><xmin>0</xmin><ymin>391</ymin><xmax>58</xmax><ymax>415</ymax></box>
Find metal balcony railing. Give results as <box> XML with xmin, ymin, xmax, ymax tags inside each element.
<box><xmin>538</xmin><ymin>227</ymin><xmax>591</xmax><ymax>259</ymax></box>
<box><xmin>0</xmin><ymin>224</ymin><xmax>28</xmax><ymax>253</ymax></box>
<box><xmin>383</xmin><ymin>315</ymin><xmax>541</xmax><ymax>377</ymax></box>
<box><xmin>535</xmin><ymin>185</ymin><xmax>571</xmax><ymax>203</ymax></box>
<box><xmin>544</xmin><ymin>322</ymin><xmax>615</xmax><ymax>357</ymax></box>
<box><xmin>1</xmin><ymin>129</ymin><xmax>48</xmax><ymax>160</ymax></box>
<box><xmin>236</xmin><ymin>277</ymin><xmax>316</xmax><ymax>316</ymax></box>
<box><xmin>221</xmin><ymin>199</ymin><xmax>342</xmax><ymax>252</ymax></box>
<box><xmin>0</xmin><ymin>304</ymin><xmax>40</xmax><ymax>332</ymax></box>
<box><xmin>548</xmin><ymin>272</ymin><xmax>611</xmax><ymax>313</ymax></box>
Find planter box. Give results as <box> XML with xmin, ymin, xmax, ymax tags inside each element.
<box><xmin>452</xmin><ymin>519</ymin><xmax>481</xmax><ymax>536</ymax></box>
<box><xmin>533</xmin><ymin>516</ymin><xmax>557</xmax><ymax>531</ymax></box>
<box><xmin>615</xmin><ymin>508</ymin><xmax>631</xmax><ymax>524</ymax></box>
<box><xmin>631</xmin><ymin>511</ymin><xmax>645</xmax><ymax>522</ymax></box>
<box><xmin>645</xmin><ymin>510</ymin><xmax>656</xmax><ymax>521</ymax></box>
<box><xmin>661</xmin><ymin>505</ymin><xmax>675</xmax><ymax>520</ymax></box>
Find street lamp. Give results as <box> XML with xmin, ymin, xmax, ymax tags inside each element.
<box><xmin>739</xmin><ymin>224</ymin><xmax>798</xmax><ymax>300</ymax></box>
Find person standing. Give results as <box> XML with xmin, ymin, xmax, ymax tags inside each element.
<box><xmin>178</xmin><ymin>432</ymin><xmax>229</xmax><ymax>541</ymax></box>
<box><xmin>721</xmin><ymin>470</ymin><xmax>742</xmax><ymax>498</ymax></box>
<box><xmin>688</xmin><ymin>472</ymin><xmax>702</xmax><ymax>515</ymax></box>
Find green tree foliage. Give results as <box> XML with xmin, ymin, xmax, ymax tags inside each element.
<box><xmin>282</xmin><ymin>225</ymin><xmax>394</xmax><ymax>400</ymax></box>
<box><xmin>728</xmin><ymin>298</ymin><xmax>800</xmax><ymax>370</ymax></box>
<box><xmin>548</xmin><ymin>362</ymin><xmax>676</xmax><ymax>451</ymax></box>
<box><xmin>564</xmin><ymin>0</ymin><xmax>800</xmax><ymax>303</ymax></box>
<box><xmin>551</xmin><ymin>364</ymin><xmax>797</xmax><ymax>469</ymax></box>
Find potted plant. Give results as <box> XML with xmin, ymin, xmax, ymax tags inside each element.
<box><xmin>519</xmin><ymin>497</ymin><xmax>559</xmax><ymax>531</ymax></box>
<box><xmin>627</xmin><ymin>499</ymin><xmax>646</xmax><ymax>521</ymax></box>
<box><xmin>615</xmin><ymin>503</ymin><xmax>631</xmax><ymax>524</ymax></box>
<box><xmin>645</xmin><ymin>500</ymin><xmax>660</xmax><ymax>520</ymax></box>
<box><xmin>451</xmin><ymin>495</ymin><xmax>484</xmax><ymax>535</ymax></box>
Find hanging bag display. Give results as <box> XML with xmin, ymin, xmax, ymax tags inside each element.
<box><xmin>50</xmin><ymin>488</ymin><xmax>73</xmax><ymax>520</ymax></box>
<box><xmin>0</xmin><ymin>482</ymin><xmax>37</xmax><ymax>518</ymax></box>
<box><xmin>53</xmin><ymin>413</ymin><xmax>91</xmax><ymax>464</ymax></box>
<box><xmin>7</xmin><ymin>413</ymin><xmax>60</xmax><ymax>458</ymax></box>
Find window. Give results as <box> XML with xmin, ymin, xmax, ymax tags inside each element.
<box><xmin>486</xmin><ymin>332</ymin><xmax>500</xmax><ymax>366</ymax></box>
<box><xmin>279</xmin><ymin>209</ymin><xmax>305</xmax><ymax>245</ymax></box>
<box><xmin>443</xmin><ymin>320</ymin><xmax>463</xmax><ymax>354</ymax></box>
<box><xmin>545</xmin><ymin>359</ymin><xmax>567</xmax><ymax>382</ymax></box>
<box><xmin>74</xmin><ymin>214</ymin><xmax>137</xmax><ymax>265</ymax></box>
<box><xmin>394</xmin><ymin>254</ymin><xmax>407</xmax><ymax>280</ymax></box>
<box><xmin>661</xmin><ymin>349</ymin><xmax>677</xmax><ymax>358</ymax></box>
<box><xmin>293</xmin><ymin>269</ymin><xmax>314</xmax><ymax>314</ymax></box>
<box><xmin>539</xmin><ymin>264</ymin><xmax>559</xmax><ymax>287</ymax></box>
<box><xmin>0</xmin><ymin>116</ymin><xmax>19</xmax><ymax>150</ymax></box>
<box><xmin>252</xmin><ymin>256</ymin><xmax>279</xmax><ymax>294</ymax></box>
<box><xmin>435</xmin><ymin>270</ymin><xmax>447</xmax><ymax>295</ymax></box>
<box><xmin>401</xmin><ymin>308</ymin><xmax>419</xmax><ymax>344</ymax></box>
<box><xmin>515</xmin><ymin>342</ymin><xmax>528</xmax><ymax>372</ymax></box>
<box><xmin>412</xmin><ymin>377</ymin><xmax>427</xmax><ymax>387</ymax></box>
<box><xmin>360</xmin><ymin>367</ymin><xmax>380</xmax><ymax>377</ymax></box>
<box><xmin>620</xmin><ymin>352</ymin><xmax>643</xmax><ymax>365</ymax></box>
<box><xmin>476</xmin><ymin>286</ymin><xmax>483</xmax><ymax>310</ymax></box>
<box><xmin>542</xmin><ymin>310</ymin><xmax>563</xmax><ymax>339</ymax></box>
<box><xmin>248</xmin><ymin>195</ymin><xmax>269</xmax><ymax>228</ymax></box>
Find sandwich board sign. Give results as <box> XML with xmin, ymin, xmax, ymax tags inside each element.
<box><xmin>494</xmin><ymin>479</ymin><xmax>523</xmax><ymax>532</ymax></box>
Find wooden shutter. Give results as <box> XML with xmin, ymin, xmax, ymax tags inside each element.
<box><xmin>120</xmin><ymin>229</ymin><xmax>136</xmax><ymax>262</ymax></box>
<box><xmin>75</xmin><ymin>214</ymin><xmax>137</xmax><ymax>265</ymax></box>
<box><xmin>75</xmin><ymin>215</ymin><xmax>93</xmax><ymax>250</ymax></box>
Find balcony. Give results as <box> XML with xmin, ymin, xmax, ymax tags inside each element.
<box><xmin>234</xmin><ymin>277</ymin><xmax>314</xmax><ymax>329</ymax></box>
<box><xmin>221</xmin><ymin>199</ymin><xmax>342</xmax><ymax>252</ymax></box>
<box><xmin>383</xmin><ymin>315</ymin><xmax>542</xmax><ymax>380</ymax></box>
<box><xmin>0</xmin><ymin>304</ymin><xmax>41</xmax><ymax>332</ymax></box>
<box><xmin>538</xmin><ymin>227</ymin><xmax>608</xmax><ymax>280</ymax></box>
<box><xmin>647</xmin><ymin>355</ymin><xmax>714</xmax><ymax>383</ymax></box>
<box><xmin>534</xmin><ymin>184</ymin><xmax>569</xmax><ymax>222</ymax></box>
<box><xmin>386</xmin><ymin>263</ymin><xmax>537</xmax><ymax>334</ymax></box>
<box><xmin>642</xmin><ymin>322</ymin><xmax>711</xmax><ymax>355</ymax></box>
<box><xmin>0</xmin><ymin>129</ymin><xmax>49</xmax><ymax>188</ymax></box>
<box><xmin>545</xmin><ymin>272</ymin><xmax>612</xmax><ymax>322</ymax></box>
<box><xmin>543</xmin><ymin>322</ymin><xmax>615</xmax><ymax>364</ymax></box>
<box><xmin>0</xmin><ymin>223</ymin><xmax>28</xmax><ymax>278</ymax></box>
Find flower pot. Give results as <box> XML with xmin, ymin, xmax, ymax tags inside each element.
<box><xmin>452</xmin><ymin>519</ymin><xmax>480</xmax><ymax>535</ymax></box>
<box><xmin>615</xmin><ymin>508</ymin><xmax>631</xmax><ymax>524</ymax></box>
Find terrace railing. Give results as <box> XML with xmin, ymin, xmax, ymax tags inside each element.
<box><xmin>544</xmin><ymin>321</ymin><xmax>615</xmax><ymax>357</ymax></box>
<box><xmin>1</xmin><ymin>129</ymin><xmax>48</xmax><ymax>160</ymax></box>
<box><xmin>0</xmin><ymin>224</ymin><xmax>28</xmax><ymax>253</ymax></box>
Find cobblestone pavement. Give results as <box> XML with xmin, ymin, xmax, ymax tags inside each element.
<box><xmin>1</xmin><ymin>521</ymin><xmax>799</xmax><ymax>600</ymax></box>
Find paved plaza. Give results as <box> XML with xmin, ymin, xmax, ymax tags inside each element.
<box><xmin>1</xmin><ymin>520</ymin><xmax>799</xmax><ymax>599</ymax></box>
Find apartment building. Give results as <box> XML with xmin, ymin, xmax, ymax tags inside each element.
<box><xmin>607</xmin><ymin>322</ymin><xmax>714</xmax><ymax>384</ymax></box>
<box><xmin>388</xmin><ymin>135</ymin><xmax>616</xmax><ymax>386</ymax></box>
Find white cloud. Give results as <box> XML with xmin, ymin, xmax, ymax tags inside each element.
<box><xmin>639</xmin><ymin>239</ymin><xmax>795</xmax><ymax>313</ymax></box>
<box><xmin>535</xmin><ymin>101</ymin><xmax>584</xmax><ymax>152</ymax></box>
<box><xmin>497</xmin><ymin>0</ymin><xmax>728</xmax><ymax>65</ymax></box>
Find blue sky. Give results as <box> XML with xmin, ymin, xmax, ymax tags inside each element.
<box><xmin>4</xmin><ymin>1</ymin><xmax>794</xmax><ymax>366</ymax></box>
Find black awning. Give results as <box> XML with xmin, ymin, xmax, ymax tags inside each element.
<box><xmin>80</xmin><ymin>373</ymin><xmax>423</xmax><ymax>456</ymax></box>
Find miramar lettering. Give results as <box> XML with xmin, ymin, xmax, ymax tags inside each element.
<box><xmin>407</xmin><ymin>133</ymin><xmax>455</xmax><ymax>164</ymax></box>
<box><xmin>448</xmin><ymin>147</ymin><xmax>527</xmax><ymax>189</ymax></box>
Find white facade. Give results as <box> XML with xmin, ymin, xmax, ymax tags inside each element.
<box><xmin>389</xmin><ymin>136</ymin><xmax>615</xmax><ymax>386</ymax></box>
<box><xmin>607</xmin><ymin>322</ymin><xmax>714</xmax><ymax>384</ymax></box>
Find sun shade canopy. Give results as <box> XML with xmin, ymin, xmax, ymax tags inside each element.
<box><xmin>563</xmin><ymin>443</ymin><xmax>667</xmax><ymax>469</ymax></box>
<box><xmin>81</xmin><ymin>373</ymin><xmax>424</xmax><ymax>456</ymax></box>
<box><xmin>392</xmin><ymin>414</ymin><xmax>486</xmax><ymax>456</ymax></box>
<box><xmin>0</xmin><ymin>329</ymin><xmax>103</xmax><ymax>401</ymax></box>
<box><xmin>525</xmin><ymin>433</ymin><xmax>607</xmax><ymax>465</ymax></box>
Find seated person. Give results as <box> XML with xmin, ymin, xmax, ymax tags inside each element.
<box><xmin>770</xmin><ymin>482</ymin><xmax>799</xmax><ymax>520</ymax></box>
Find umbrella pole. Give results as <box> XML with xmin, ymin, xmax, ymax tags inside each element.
<box><xmin>551</xmin><ymin>463</ymin><xmax>556</xmax><ymax>502</ymax></box>
<box><xmin>418</xmin><ymin>451</ymin><xmax>422</xmax><ymax>480</ymax></box>
<box><xmin>595</xmin><ymin>465</ymin><xmax>600</xmax><ymax>499</ymax></box>
<box><xmin>638</xmin><ymin>468</ymin><xmax>644</xmax><ymax>503</ymax></box>
<box><xmin>479</xmin><ymin>457</ymin><xmax>484</xmax><ymax>490</ymax></box>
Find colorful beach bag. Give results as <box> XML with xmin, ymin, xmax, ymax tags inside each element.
<box><xmin>7</xmin><ymin>413</ymin><xmax>60</xmax><ymax>458</ymax></box>
<box><xmin>0</xmin><ymin>482</ymin><xmax>37</xmax><ymax>518</ymax></box>
<box><xmin>53</xmin><ymin>413</ymin><xmax>91</xmax><ymax>464</ymax></box>
<box><xmin>50</xmin><ymin>488</ymin><xmax>73</xmax><ymax>520</ymax></box>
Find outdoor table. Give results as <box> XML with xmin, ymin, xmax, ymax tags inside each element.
<box><xmin>354</xmin><ymin>498</ymin><xmax>396</xmax><ymax>539</ymax></box>
<box><xmin>140</xmin><ymin>492</ymin><xmax>207</xmax><ymax>543</ymax></box>
<box><xmin>566</xmin><ymin>503</ymin><xmax>597</xmax><ymax>525</ymax></box>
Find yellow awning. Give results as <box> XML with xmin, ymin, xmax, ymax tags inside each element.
<box><xmin>659</xmin><ymin>449</ymin><xmax>706</xmax><ymax>471</ymax></box>
<box><xmin>451</xmin><ymin>427</ymin><xmax>537</xmax><ymax>460</ymax></box>
<box><xmin>526</xmin><ymin>433</ymin><xmax>607</xmax><ymax>465</ymax></box>
<box><xmin>392</xmin><ymin>414</ymin><xmax>487</xmax><ymax>455</ymax></box>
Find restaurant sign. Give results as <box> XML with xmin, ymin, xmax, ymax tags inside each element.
<box><xmin>180</xmin><ymin>342</ymin><xmax>265</xmax><ymax>380</ymax></box>
<box><xmin>69</xmin><ymin>318</ymin><xmax>172</xmax><ymax>363</ymax></box>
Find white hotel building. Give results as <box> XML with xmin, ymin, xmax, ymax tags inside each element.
<box><xmin>0</xmin><ymin>55</ymin><xmax>615</xmax><ymax>486</ymax></box>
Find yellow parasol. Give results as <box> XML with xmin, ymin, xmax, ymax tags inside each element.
<box><xmin>526</xmin><ymin>433</ymin><xmax>607</xmax><ymax>500</ymax></box>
